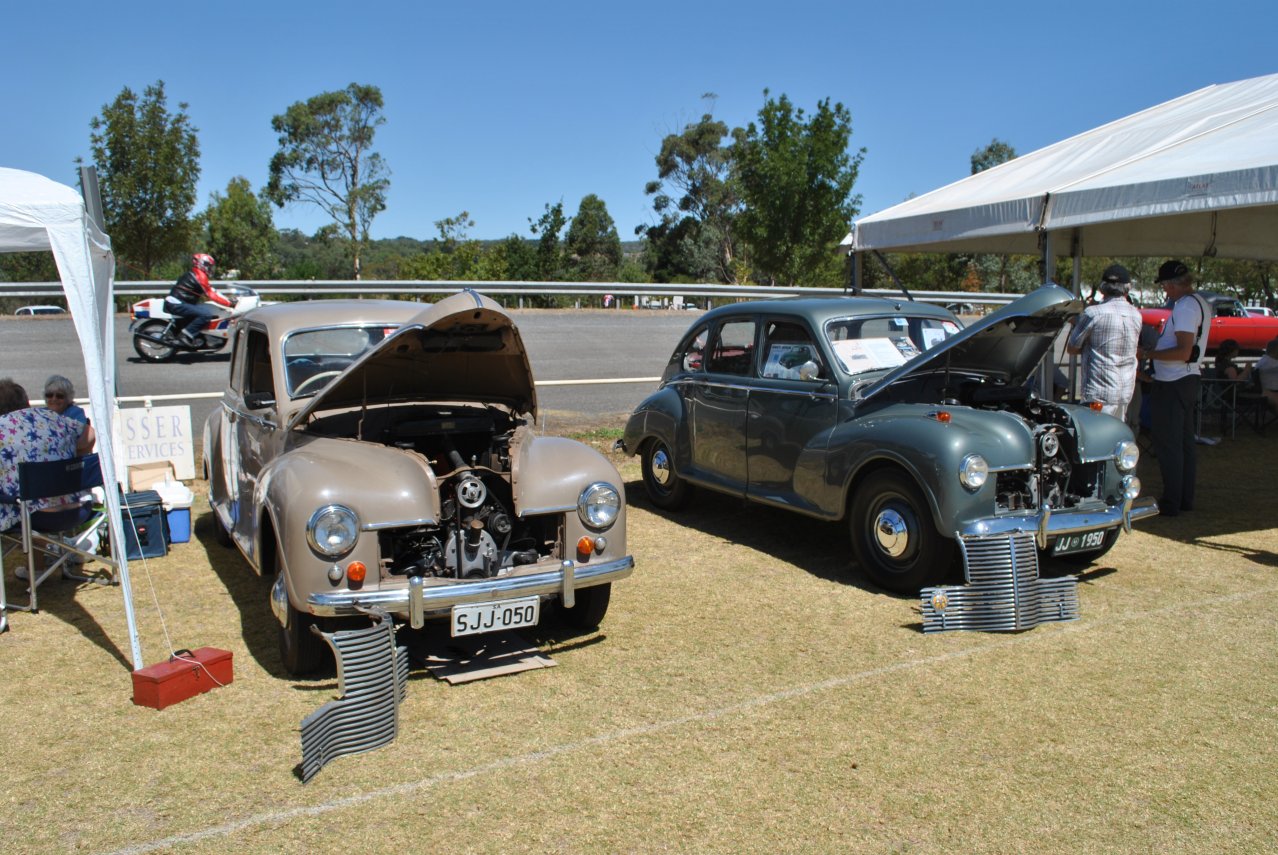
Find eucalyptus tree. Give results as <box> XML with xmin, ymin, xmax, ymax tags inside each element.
<box><xmin>731</xmin><ymin>92</ymin><xmax>863</xmax><ymax>286</ymax></box>
<box><xmin>201</xmin><ymin>177</ymin><xmax>278</xmax><ymax>279</ymax></box>
<box><xmin>565</xmin><ymin>194</ymin><xmax>622</xmax><ymax>281</ymax></box>
<box><xmin>86</xmin><ymin>80</ymin><xmax>200</xmax><ymax>277</ymax></box>
<box><xmin>640</xmin><ymin>103</ymin><xmax>740</xmax><ymax>283</ymax></box>
<box><xmin>266</xmin><ymin>83</ymin><xmax>390</xmax><ymax>279</ymax></box>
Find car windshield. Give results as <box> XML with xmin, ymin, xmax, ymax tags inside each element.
<box><xmin>823</xmin><ymin>314</ymin><xmax>961</xmax><ymax>377</ymax></box>
<box><xmin>283</xmin><ymin>324</ymin><xmax>399</xmax><ymax>397</ymax></box>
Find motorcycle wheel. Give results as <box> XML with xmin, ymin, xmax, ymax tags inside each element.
<box><xmin>133</xmin><ymin>320</ymin><xmax>177</xmax><ymax>363</ymax></box>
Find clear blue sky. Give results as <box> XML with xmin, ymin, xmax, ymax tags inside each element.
<box><xmin>4</xmin><ymin>0</ymin><xmax>1273</xmax><ymax>242</ymax></box>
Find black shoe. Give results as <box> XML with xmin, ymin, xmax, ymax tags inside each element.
<box><xmin>178</xmin><ymin>331</ymin><xmax>200</xmax><ymax>346</ymax></box>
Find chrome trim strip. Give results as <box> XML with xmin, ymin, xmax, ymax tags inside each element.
<box><xmin>312</xmin><ymin>555</ymin><xmax>635</xmax><ymax>621</ymax></box>
<box><xmin>960</xmin><ymin>496</ymin><xmax>1158</xmax><ymax>541</ymax></box>
<box><xmin>666</xmin><ymin>378</ymin><xmax>756</xmax><ymax>394</ymax></box>
<box><xmin>519</xmin><ymin>505</ymin><xmax>573</xmax><ymax>516</ymax></box>
<box><xmin>361</xmin><ymin>518</ymin><xmax>437</xmax><ymax>531</ymax></box>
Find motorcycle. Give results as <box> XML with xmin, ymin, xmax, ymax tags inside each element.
<box><xmin>130</xmin><ymin>284</ymin><xmax>264</xmax><ymax>363</ymax></box>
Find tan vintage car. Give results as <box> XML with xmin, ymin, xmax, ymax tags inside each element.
<box><xmin>203</xmin><ymin>291</ymin><xmax>633</xmax><ymax>675</ymax></box>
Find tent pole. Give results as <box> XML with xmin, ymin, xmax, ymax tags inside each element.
<box><xmin>1066</xmin><ymin>231</ymin><xmax>1083</xmax><ymax>403</ymax></box>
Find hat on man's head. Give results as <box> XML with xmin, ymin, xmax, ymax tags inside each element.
<box><xmin>1156</xmin><ymin>259</ymin><xmax>1190</xmax><ymax>283</ymax></box>
<box><xmin>1099</xmin><ymin>263</ymin><xmax>1132</xmax><ymax>294</ymax></box>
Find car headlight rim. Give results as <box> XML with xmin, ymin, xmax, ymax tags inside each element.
<box><xmin>577</xmin><ymin>482</ymin><xmax>621</xmax><ymax>531</ymax></box>
<box><xmin>1115</xmin><ymin>439</ymin><xmax>1140</xmax><ymax>472</ymax></box>
<box><xmin>307</xmin><ymin>504</ymin><xmax>360</xmax><ymax>558</ymax></box>
<box><xmin>958</xmin><ymin>453</ymin><xmax>989</xmax><ymax>491</ymax></box>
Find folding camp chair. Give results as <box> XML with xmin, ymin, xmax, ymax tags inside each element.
<box><xmin>0</xmin><ymin>453</ymin><xmax>117</xmax><ymax>632</ymax></box>
<box><xmin>1197</xmin><ymin>371</ymin><xmax>1241</xmax><ymax>439</ymax></box>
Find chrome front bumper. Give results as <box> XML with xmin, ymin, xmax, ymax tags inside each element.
<box><xmin>958</xmin><ymin>496</ymin><xmax>1159</xmax><ymax>548</ymax></box>
<box><xmin>307</xmin><ymin>555</ymin><xmax>634</xmax><ymax>629</ymax></box>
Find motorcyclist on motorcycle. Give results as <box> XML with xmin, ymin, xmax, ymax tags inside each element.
<box><xmin>165</xmin><ymin>253</ymin><xmax>234</xmax><ymax>345</ymax></box>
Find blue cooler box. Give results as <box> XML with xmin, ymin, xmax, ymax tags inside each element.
<box><xmin>167</xmin><ymin>506</ymin><xmax>191</xmax><ymax>543</ymax></box>
<box><xmin>123</xmin><ymin>490</ymin><xmax>169</xmax><ymax>559</ymax></box>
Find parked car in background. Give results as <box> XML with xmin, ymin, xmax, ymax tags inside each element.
<box><xmin>204</xmin><ymin>290</ymin><xmax>633</xmax><ymax>675</ymax></box>
<box><xmin>618</xmin><ymin>284</ymin><xmax>1156</xmax><ymax>608</ymax></box>
<box><xmin>14</xmin><ymin>305</ymin><xmax>65</xmax><ymax>316</ymax></box>
<box><xmin>1141</xmin><ymin>291</ymin><xmax>1278</xmax><ymax>354</ymax></box>
<box><xmin>1246</xmin><ymin>306</ymin><xmax>1276</xmax><ymax>318</ymax></box>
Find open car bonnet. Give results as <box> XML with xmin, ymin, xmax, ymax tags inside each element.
<box><xmin>290</xmin><ymin>290</ymin><xmax>537</xmax><ymax>428</ymax></box>
<box><xmin>857</xmin><ymin>283</ymin><xmax>1083</xmax><ymax>401</ymax></box>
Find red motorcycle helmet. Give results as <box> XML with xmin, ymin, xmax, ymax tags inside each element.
<box><xmin>191</xmin><ymin>253</ymin><xmax>216</xmax><ymax>275</ymax></box>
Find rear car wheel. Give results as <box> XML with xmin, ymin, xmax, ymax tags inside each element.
<box><xmin>560</xmin><ymin>583</ymin><xmax>611</xmax><ymax>630</ymax></box>
<box><xmin>641</xmin><ymin>438</ymin><xmax>689</xmax><ymax>510</ymax></box>
<box><xmin>132</xmin><ymin>320</ymin><xmax>177</xmax><ymax>362</ymax></box>
<box><xmin>850</xmin><ymin>470</ymin><xmax>953</xmax><ymax>594</ymax></box>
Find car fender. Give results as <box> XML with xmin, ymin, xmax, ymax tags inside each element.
<box><xmin>256</xmin><ymin>439</ymin><xmax>440</xmax><ymax>606</ymax></box>
<box><xmin>828</xmin><ymin>405</ymin><xmax>1035</xmax><ymax>528</ymax></box>
<box><xmin>510</xmin><ymin>432</ymin><xmax>627</xmax><ymax>554</ymax></box>
<box><xmin>620</xmin><ymin>386</ymin><xmax>684</xmax><ymax>462</ymax></box>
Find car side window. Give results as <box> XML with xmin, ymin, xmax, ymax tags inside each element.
<box><xmin>706</xmin><ymin>319</ymin><xmax>757</xmax><ymax>376</ymax></box>
<box><xmin>228</xmin><ymin>326</ymin><xmax>248</xmax><ymax>396</ymax></box>
<box><xmin>244</xmin><ymin>329</ymin><xmax>275</xmax><ymax>402</ymax></box>
<box><xmin>679</xmin><ymin>325</ymin><xmax>709</xmax><ymax>372</ymax></box>
<box><xmin>760</xmin><ymin>320</ymin><xmax>823</xmax><ymax>380</ymax></box>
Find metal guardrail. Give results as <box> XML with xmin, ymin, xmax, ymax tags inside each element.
<box><xmin>0</xmin><ymin>279</ymin><xmax>1020</xmax><ymax>307</ymax></box>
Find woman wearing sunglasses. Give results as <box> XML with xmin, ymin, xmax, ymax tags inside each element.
<box><xmin>42</xmin><ymin>375</ymin><xmax>88</xmax><ymax>426</ymax></box>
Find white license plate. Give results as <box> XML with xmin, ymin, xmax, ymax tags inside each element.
<box><xmin>1053</xmin><ymin>529</ymin><xmax>1107</xmax><ymax>556</ymax></box>
<box><xmin>451</xmin><ymin>596</ymin><xmax>540</xmax><ymax>637</ymax></box>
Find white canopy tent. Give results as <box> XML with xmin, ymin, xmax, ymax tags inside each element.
<box><xmin>1</xmin><ymin>167</ymin><xmax>143</xmax><ymax>670</ymax></box>
<box><xmin>843</xmin><ymin>72</ymin><xmax>1278</xmax><ymax>262</ymax></box>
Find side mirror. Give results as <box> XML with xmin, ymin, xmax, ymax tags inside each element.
<box><xmin>798</xmin><ymin>360</ymin><xmax>821</xmax><ymax>382</ymax></box>
<box><xmin>244</xmin><ymin>392</ymin><xmax>276</xmax><ymax>410</ymax></box>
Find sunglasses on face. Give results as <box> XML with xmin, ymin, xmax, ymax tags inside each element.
<box><xmin>45</xmin><ymin>392</ymin><xmax>66</xmax><ymax>400</ymax></box>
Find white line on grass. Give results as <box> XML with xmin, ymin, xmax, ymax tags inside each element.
<box><xmin>102</xmin><ymin>589</ymin><xmax>1255</xmax><ymax>855</ymax></box>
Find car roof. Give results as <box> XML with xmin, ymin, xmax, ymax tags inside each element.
<box><xmin>698</xmin><ymin>295</ymin><xmax>957</xmax><ymax>326</ymax></box>
<box><xmin>239</xmin><ymin>299</ymin><xmax>428</xmax><ymax>337</ymax></box>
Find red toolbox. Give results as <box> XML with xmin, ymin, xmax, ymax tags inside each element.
<box><xmin>131</xmin><ymin>647</ymin><xmax>234</xmax><ymax>709</ymax></box>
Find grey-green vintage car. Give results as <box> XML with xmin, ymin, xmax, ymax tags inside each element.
<box><xmin>204</xmin><ymin>291</ymin><xmax>633</xmax><ymax>675</ymax></box>
<box><xmin>618</xmin><ymin>284</ymin><xmax>1158</xmax><ymax>606</ymax></box>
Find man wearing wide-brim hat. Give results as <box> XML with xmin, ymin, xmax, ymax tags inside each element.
<box><xmin>1137</xmin><ymin>260</ymin><xmax>1212</xmax><ymax>517</ymax></box>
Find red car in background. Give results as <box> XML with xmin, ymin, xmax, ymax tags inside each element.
<box><xmin>1141</xmin><ymin>291</ymin><xmax>1278</xmax><ymax>355</ymax></box>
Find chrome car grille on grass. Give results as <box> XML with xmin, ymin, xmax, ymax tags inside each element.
<box><xmin>300</xmin><ymin>608</ymin><xmax>408</xmax><ymax>783</ymax></box>
<box><xmin>920</xmin><ymin>532</ymin><xmax>1079</xmax><ymax>632</ymax></box>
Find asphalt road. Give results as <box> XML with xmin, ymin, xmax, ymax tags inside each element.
<box><xmin>1</xmin><ymin>309</ymin><xmax>699</xmax><ymax>429</ymax></box>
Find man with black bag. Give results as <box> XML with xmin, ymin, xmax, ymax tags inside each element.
<box><xmin>1140</xmin><ymin>260</ymin><xmax>1211</xmax><ymax>516</ymax></box>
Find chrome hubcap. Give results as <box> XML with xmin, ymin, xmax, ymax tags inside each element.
<box><xmin>651</xmin><ymin>447</ymin><xmax>671</xmax><ymax>487</ymax></box>
<box><xmin>873</xmin><ymin>508</ymin><xmax>910</xmax><ymax>558</ymax></box>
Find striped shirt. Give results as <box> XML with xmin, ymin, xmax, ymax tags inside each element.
<box><xmin>1067</xmin><ymin>296</ymin><xmax>1143</xmax><ymax>405</ymax></box>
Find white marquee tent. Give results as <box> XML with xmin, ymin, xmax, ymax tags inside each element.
<box><xmin>0</xmin><ymin>167</ymin><xmax>142</xmax><ymax>670</ymax></box>
<box><xmin>843</xmin><ymin>72</ymin><xmax>1278</xmax><ymax>262</ymax></box>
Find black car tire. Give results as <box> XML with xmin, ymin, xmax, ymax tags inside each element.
<box><xmin>850</xmin><ymin>469</ymin><xmax>952</xmax><ymax>594</ymax></box>
<box><xmin>641</xmin><ymin>438</ymin><xmax>689</xmax><ymax>510</ymax></box>
<box><xmin>278</xmin><ymin>571</ymin><xmax>325</xmax><ymax>676</ymax></box>
<box><xmin>560</xmin><ymin>583</ymin><xmax>611</xmax><ymax>630</ymax></box>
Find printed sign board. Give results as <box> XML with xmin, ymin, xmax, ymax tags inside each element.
<box><xmin>112</xmin><ymin>405</ymin><xmax>196</xmax><ymax>482</ymax></box>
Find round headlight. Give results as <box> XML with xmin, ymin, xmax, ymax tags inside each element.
<box><xmin>1121</xmin><ymin>475</ymin><xmax>1142</xmax><ymax>500</ymax></box>
<box><xmin>577</xmin><ymin>482</ymin><xmax>621</xmax><ymax>530</ymax></box>
<box><xmin>1115</xmin><ymin>440</ymin><xmax>1139</xmax><ymax>472</ymax></box>
<box><xmin>307</xmin><ymin>504</ymin><xmax>359</xmax><ymax>557</ymax></box>
<box><xmin>958</xmin><ymin>454</ymin><xmax>989</xmax><ymax>490</ymax></box>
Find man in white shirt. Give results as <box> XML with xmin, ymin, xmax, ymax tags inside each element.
<box><xmin>1139</xmin><ymin>260</ymin><xmax>1211</xmax><ymax>517</ymax></box>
